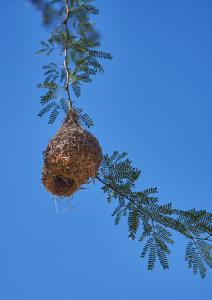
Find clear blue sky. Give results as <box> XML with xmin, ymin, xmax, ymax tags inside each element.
<box><xmin>1</xmin><ymin>1</ymin><xmax>211</xmax><ymax>299</ymax></box>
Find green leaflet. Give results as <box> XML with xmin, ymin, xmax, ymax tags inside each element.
<box><xmin>36</xmin><ymin>0</ymin><xmax>112</xmax><ymax>124</ymax></box>
<box><xmin>75</xmin><ymin>107</ymin><xmax>94</xmax><ymax>128</ymax></box>
<box><xmin>98</xmin><ymin>151</ymin><xmax>212</xmax><ymax>277</ymax></box>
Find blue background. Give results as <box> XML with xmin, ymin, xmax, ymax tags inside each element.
<box><xmin>1</xmin><ymin>1</ymin><xmax>211</xmax><ymax>299</ymax></box>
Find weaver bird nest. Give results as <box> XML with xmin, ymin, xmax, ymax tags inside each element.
<box><xmin>42</xmin><ymin>111</ymin><xmax>103</xmax><ymax>197</ymax></box>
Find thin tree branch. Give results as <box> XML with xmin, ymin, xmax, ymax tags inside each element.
<box><xmin>96</xmin><ymin>176</ymin><xmax>212</xmax><ymax>242</ymax></box>
<box><xmin>63</xmin><ymin>0</ymin><xmax>72</xmax><ymax>109</ymax></box>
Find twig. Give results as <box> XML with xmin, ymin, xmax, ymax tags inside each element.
<box><xmin>96</xmin><ymin>176</ymin><xmax>212</xmax><ymax>242</ymax></box>
<box><xmin>63</xmin><ymin>0</ymin><xmax>72</xmax><ymax>109</ymax></box>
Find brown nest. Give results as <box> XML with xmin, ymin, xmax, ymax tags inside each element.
<box><xmin>42</xmin><ymin>110</ymin><xmax>102</xmax><ymax>197</ymax></box>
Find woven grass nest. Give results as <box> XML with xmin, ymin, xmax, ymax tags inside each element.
<box><xmin>42</xmin><ymin>110</ymin><xmax>102</xmax><ymax>197</ymax></box>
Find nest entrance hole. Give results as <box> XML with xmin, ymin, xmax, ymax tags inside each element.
<box><xmin>53</xmin><ymin>176</ymin><xmax>75</xmax><ymax>195</ymax></box>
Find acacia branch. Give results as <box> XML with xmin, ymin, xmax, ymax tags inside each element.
<box><xmin>96</xmin><ymin>176</ymin><xmax>212</xmax><ymax>243</ymax></box>
<box><xmin>63</xmin><ymin>0</ymin><xmax>72</xmax><ymax>109</ymax></box>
